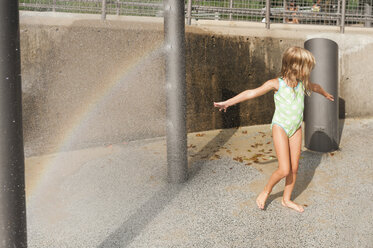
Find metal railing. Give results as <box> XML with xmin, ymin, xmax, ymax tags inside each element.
<box><xmin>19</xmin><ymin>0</ymin><xmax>373</xmax><ymax>32</ymax></box>
<box><xmin>19</xmin><ymin>0</ymin><xmax>164</xmax><ymax>17</ymax></box>
<box><xmin>187</xmin><ymin>0</ymin><xmax>373</xmax><ymax>32</ymax></box>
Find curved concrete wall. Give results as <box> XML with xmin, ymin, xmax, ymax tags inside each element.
<box><xmin>20</xmin><ymin>12</ymin><xmax>373</xmax><ymax>156</ymax></box>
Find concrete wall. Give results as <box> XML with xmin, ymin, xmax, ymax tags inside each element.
<box><xmin>20</xmin><ymin>12</ymin><xmax>373</xmax><ymax>156</ymax></box>
<box><xmin>21</xmin><ymin>17</ymin><xmax>166</xmax><ymax>156</ymax></box>
<box><xmin>185</xmin><ymin>33</ymin><xmax>301</xmax><ymax>132</ymax></box>
<box><xmin>197</xmin><ymin>21</ymin><xmax>373</xmax><ymax>119</ymax></box>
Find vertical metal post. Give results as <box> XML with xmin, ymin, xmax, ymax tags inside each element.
<box><xmin>0</xmin><ymin>1</ymin><xmax>27</xmax><ymax>247</ymax></box>
<box><xmin>229</xmin><ymin>0</ymin><xmax>233</xmax><ymax>20</ymax></box>
<box><xmin>53</xmin><ymin>0</ymin><xmax>56</xmax><ymax>12</ymax></box>
<box><xmin>164</xmin><ymin>0</ymin><xmax>188</xmax><ymax>183</ymax></box>
<box><xmin>340</xmin><ymin>0</ymin><xmax>346</xmax><ymax>33</ymax></box>
<box><xmin>337</xmin><ymin>0</ymin><xmax>341</xmax><ymax>25</ymax></box>
<box><xmin>283</xmin><ymin>0</ymin><xmax>287</xmax><ymax>23</ymax></box>
<box><xmin>365</xmin><ymin>3</ymin><xmax>372</xmax><ymax>27</ymax></box>
<box><xmin>265</xmin><ymin>0</ymin><xmax>271</xmax><ymax>29</ymax></box>
<box><xmin>101</xmin><ymin>0</ymin><xmax>107</xmax><ymax>20</ymax></box>
<box><xmin>116</xmin><ymin>0</ymin><xmax>120</xmax><ymax>16</ymax></box>
<box><xmin>187</xmin><ymin>0</ymin><xmax>192</xmax><ymax>25</ymax></box>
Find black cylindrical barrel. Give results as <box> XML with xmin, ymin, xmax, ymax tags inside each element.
<box><xmin>304</xmin><ymin>38</ymin><xmax>339</xmax><ymax>152</ymax></box>
<box><xmin>0</xmin><ymin>0</ymin><xmax>28</xmax><ymax>247</ymax></box>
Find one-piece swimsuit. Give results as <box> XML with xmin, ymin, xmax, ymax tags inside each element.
<box><xmin>271</xmin><ymin>77</ymin><xmax>304</xmax><ymax>138</ymax></box>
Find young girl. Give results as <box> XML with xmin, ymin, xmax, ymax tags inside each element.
<box><xmin>213</xmin><ymin>46</ymin><xmax>334</xmax><ymax>213</ymax></box>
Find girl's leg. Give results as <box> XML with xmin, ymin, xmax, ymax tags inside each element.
<box><xmin>281</xmin><ymin>127</ymin><xmax>304</xmax><ymax>212</ymax></box>
<box><xmin>256</xmin><ymin>124</ymin><xmax>291</xmax><ymax>209</ymax></box>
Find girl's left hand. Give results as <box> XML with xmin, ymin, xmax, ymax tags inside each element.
<box><xmin>325</xmin><ymin>93</ymin><xmax>334</xmax><ymax>101</ymax></box>
<box><xmin>213</xmin><ymin>101</ymin><xmax>229</xmax><ymax>112</ymax></box>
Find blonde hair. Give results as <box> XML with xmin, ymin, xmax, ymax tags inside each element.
<box><xmin>280</xmin><ymin>46</ymin><xmax>315</xmax><ymax>96</ymax></box>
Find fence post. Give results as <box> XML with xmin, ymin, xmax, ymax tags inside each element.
<box><xmin>187</xmin><ymin>0</ymin><xmax>192</xmax><ymax>25</ymax></box>
<box><xmin>337</xmin><ymin>0</ymin><xmax>341</xmax><ymax>25</ymax></box>
<box><xmin>283</xmin><ymin>0</ymin><xmax>287</xmax><ymax>23</ymax></box>
<box><xmin>101</xmin><ymin>0</ymin><xmax>107</xmax><ymax>20</ymax></box>
<box><xmin>53</xmin><ymin>0</ymin><xmax>56</xmax><ymax>12</ymax></box>
<box><xmin>164</xmin><ymin>0</ymin><xmax>188</xmax><ymax>183</ymax></box>
<box><xmin>265</xmin><ymin>0</ymin><xmax>270</xmax><ymax>29</ymax></box>
<box><xmin>116</xmin><ymin>0</ymin><xmax>120</xmax><ymax>16</ymax></box>
<box><xmin>229</xmin><ymin>0</ymin><xmax>233</xmax><ymax>20</ymax></box>
<box><xmin>0</xmin><ymin>0</ymin><xmax>27</xmax><ymax>247</ymax></box>
<box><xmin>340</xmin><ymin>0</ymin><xmax>345</xmax><ymax>33</ymax></box>
<box><xmin>365</xmin><ymin>3</ymin><xmax>372</xmax><ymax>27</ymax></box>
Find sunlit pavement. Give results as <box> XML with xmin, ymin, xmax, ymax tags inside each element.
<box><xmin>26</xmin><ymin>117</ymin><xmax>373</xmax><ymax>247</ymax></box>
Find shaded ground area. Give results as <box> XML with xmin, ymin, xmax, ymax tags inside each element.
<box><xmin>26</xmin><ymin>118</ymin><xmax>373</xmax><ymax>247</ymax></box>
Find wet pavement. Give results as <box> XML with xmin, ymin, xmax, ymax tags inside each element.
<box><xmin>26</xmin><ymin>118</ymin><xmax>373</xmax><ymax>247</ymax></box>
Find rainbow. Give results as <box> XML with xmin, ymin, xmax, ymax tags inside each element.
<box><xmin>26</xmin><ymin>42</ymin><xmax>165</xmax><ymax>200</ymax></box>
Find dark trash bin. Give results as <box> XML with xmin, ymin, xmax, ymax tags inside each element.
<box><xmin>304</xmin><ymin>38</ymin><xmax>339</xmax><ymax>152</ymax></box>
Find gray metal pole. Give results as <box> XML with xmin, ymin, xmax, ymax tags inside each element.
<box><xmin>164</xmin><ymin>0</ymin><xmax>188</xmax><ymax>183</ymax></box>
<box><xmin>0</xmin><ymin>1</ymin><xmax>27</xmax><ymax>247</ymax></box>
<box><xmin>229</xmin><ymin>0</ymin><xmax>233</xmax><ymax>20</ymax></box>
<box><xmin>187</xmin><ymin>0</ymin><xmax>192</xmax><ymax>25</ymax></box>
<box><xmin>337</xmin><ymin>0</ymin><xmax>341</xmax><ymax>25</ymax></box>
<box><xmin>265</xmin><ymin>0</ymin><xmax>271</xmax><ymax>29</ymax></box>
<box><xmin>116</xmin><ymin>0</ymin><xmax>120</xmax><ymax>16</ymax></box>
<box><xmin>340</xmin><ymin>0</ymin><xmax>346</xmax><ymax>33</ymax></box>
<box><xmin>283</xmin><ymin>0</ymin><xmax>287</xmax><ymax>23</ymax></box>
<box><xmin>365</xmin><ymin>3</ymin><xmax>372</xmax><ymax>27</ymax></box>
<box><xmin>304</xmin><ymin>38</ymin><xmax>339</xmax><ymax>153</ymax></box>
<box><xmin>101</xmin><ymin>0</ymin><xmax>107</xmax><ymax>20</ymax></box>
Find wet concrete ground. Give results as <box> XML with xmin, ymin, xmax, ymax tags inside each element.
<box><xmin>26</xmin><ymin>118</ymin><xmax>373</xmax><ymax>247</ymax></box>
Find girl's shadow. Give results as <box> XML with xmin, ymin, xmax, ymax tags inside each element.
<box><xmin>263</xmin><ymin>150</ymin><xmax>323</xmax><ymax>209</ymax></box>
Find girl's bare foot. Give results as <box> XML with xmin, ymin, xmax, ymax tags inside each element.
<box><xmin>256</xmin><ymin>190</ymin><xmax>270</xmax><ymax>209</ymax></box>
<box><xmin>281</xmin><ymin>199</ymin><xmax>304</xmax><ymax>213</ymax></box>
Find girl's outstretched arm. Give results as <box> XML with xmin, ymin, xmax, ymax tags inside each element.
<box><xmin>213</xmin><ymin>79</ymin><xmax>278</xmax><ymax>112</ymax></box>
<box><xmin>309</xmin><ymin>82</ymin><xmax>335</xmax><ymax>101</ymax></box>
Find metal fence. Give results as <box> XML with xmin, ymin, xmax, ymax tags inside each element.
<box><xmin>19</xmin><ymin>0</ymin><xmax>164</xmax><ymax>17</ymax></box>
<box><xmin>187</xmin><ymin>0</ymin><xmax>373</xmax><ymax>29</ymax></box>
<box><xmin>19</xmin><ymin>0</ymin><xmax>373</xmax><ymax>31</ymax></box>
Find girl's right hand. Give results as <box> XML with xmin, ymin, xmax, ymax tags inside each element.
<box><xmin>325</xmin><ymin>92</ymin><xmax>334</xmax><ymax>102</ymax></box>
<box><xmin>213</xmin><ymin>101</ymin><xmax>229</xmax><ymax>112</ymax></box>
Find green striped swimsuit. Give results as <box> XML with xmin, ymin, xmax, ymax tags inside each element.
<box><xmin>271</xmin><ymin>77</ymin><xmax>305</xmax><ymax>138</ymax></box>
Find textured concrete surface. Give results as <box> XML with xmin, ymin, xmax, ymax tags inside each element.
<box><xmin>26</xmin><ymin>117</ymin><xmax>373</xmax><ymax>247</ymax></box>
<box><xmin>189</xmin><ymin>19</ymin><xmax>373</xmax><ymax>119</ymax></box>
<box><xmin>19</xmin><ymin>12</ymin><xmax>299</xmax><ymax>157</ymax></box>
<box><xmin>20</xmin><ymin>13</ymin><xmax>165</xmax><ymax>157</ymax></box>
<box><xmin>20</xmin><ymin>12</ymin><xmax>373</xmax><ymax>157</ymax></box>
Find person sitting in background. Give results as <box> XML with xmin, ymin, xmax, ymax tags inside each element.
<box><xmin>312</xmin><ymin>0</ymin><xmax>321</xmax><ymax>12</ymax></box>
<box><xmin>285</xmin><ymin>1</ymin><xmax>299</xmax><ymax>24</ymax></box>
